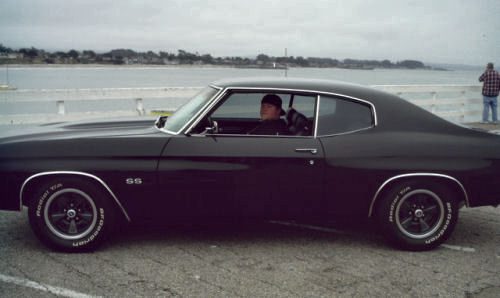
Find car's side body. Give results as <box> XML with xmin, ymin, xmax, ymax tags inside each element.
<box><xmin>0</xmin><ymin>77</ymin><xmax>499</xmax><ymax>251</ymax></box>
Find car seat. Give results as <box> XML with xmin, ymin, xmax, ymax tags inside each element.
<box><xmin>286</xmin><ymin>108</ymin><xmax>311</xmax><ymax>136</ymax></box>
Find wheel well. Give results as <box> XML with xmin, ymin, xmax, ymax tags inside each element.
<box><xmin>21</xmin><ymin>176</ymin><xmax>52</xmax><ymax>207</ymax></box>
<box><xmin>369</xmin><ymin>175</ymin><xmax>468</xmax><ymax>217</ymax></box>
<box><xmin>21</xmin><ymin>172</ymin><xmax>131</xmax><ymax>222</ymax></box>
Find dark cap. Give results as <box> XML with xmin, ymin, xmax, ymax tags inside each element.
<box><xmin>261</xmin><ymin>94</ymin><xmax>285</xmax><ymax>116</ymax></box>
<box><xmin>487</xmin><ymin>62</ymin><xmax>494</xmax><ymax>69</ymax></box>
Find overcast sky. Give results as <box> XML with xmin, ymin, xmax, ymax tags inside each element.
<box><xmin>1</xmin><ymin>0</ymin><xmax>499</xmax><ymax>66</ymax></box>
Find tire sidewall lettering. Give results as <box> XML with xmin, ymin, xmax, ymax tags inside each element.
<box><xmin>36</xmin><ymin>183</ymin><xmax>63</xmax><ymax>217</ymax></box>
<box><xmin>72</xmin><ymin>208</ymin><xmax>105</xmax><ymax>247</ymax></box>
<box><xmin>28</xmin><ymin>178</ymin><xmax>113</xmax><ymax>251</ymax></box>
<box><xmin>383</xmin><ymin>182</ymin><xmax>457</xmax><ymax>249</ymax></box>
<box><xmin>388</xmin><ymin>186</ymin><xmax>412</xmax><ymax>223</ymax></box>
<box><xmin>425</xmin><ymin>202</ymin><xmax>453</xmax><ymax>245</ymax></box>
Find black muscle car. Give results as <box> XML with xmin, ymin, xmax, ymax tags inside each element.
<box><xmin>1</xmin><ymin>78</ymin><xmax>499</xmax><ymax>252</ymax></box>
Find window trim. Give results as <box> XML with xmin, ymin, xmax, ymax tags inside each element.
<box><xmin>183</xmin><ymin>86</ymin><xmax>378</xmax><ymax>138</ymax></box>
<box><xmin>314</xmin><ymin>95</ymin><xmax>321</xmax><ymax>137</ymax></box>
<box><xmin>162</xmin><ymin>85</ymin><xmax>224</xmax><ymax>135</ymax></box>
<box><xmin>316</xmin><ymin>93</ymin><xmax>376</xmax><ymax>137</ymax></box>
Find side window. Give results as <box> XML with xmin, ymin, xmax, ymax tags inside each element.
<box><xmin>290</xmin><ymin>95</ymin><xmax>315</xmax><ymax>117</ymax></box>
<box><xmin>212</xmin><ymin>92</ymin><xmax>316</xmax><ymax>119</ymax></box>
<box><xmin>317</xmin><ymin>95</ymin><xmax>373</xmax><ymax>135</ymax></box>
<box><xmin>192</xmin><ymin>91</ymin><xmax>318</xmax><ymax>136</ymax></box>
<box><xmin>211</xmin><ymin>93</ymin><xmax>264</xmax><ymax>119</ymax></box>
<box><xmin>196</xmin><ymin>92</ymin><xmax>292</xmax><ymax>136</ymax></box>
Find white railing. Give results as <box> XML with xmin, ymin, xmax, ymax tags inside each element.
<box><xmin>0</xmin><ymin>87</ymin><xmax>202</xmax><ymax>124</ymax></box>
<box><xmin>373</xmin><ymin>84</ymin><xmax>483</xmax><ymax>123</ymax></box>
<box><xmin>0</xmin><ymin>85</ymin><xmax>484</xmax><ymax>125</ymax></box>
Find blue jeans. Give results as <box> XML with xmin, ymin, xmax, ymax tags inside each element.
<box><xmin>483</xmin><ymin>96</ymin><xmax>498</xmax><ymax>122</ymax></box>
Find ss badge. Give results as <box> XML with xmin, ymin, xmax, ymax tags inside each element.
<box><xmin>126</xmin><ymin>178</ymin><xmax>143</xmax><ymax>185</ymax></box>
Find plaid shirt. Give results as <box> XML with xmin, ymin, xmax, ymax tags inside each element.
<box><xmin>479</xmin><ymin>69</ymin><xmax>500</xmax><ymax>97</ymax></box>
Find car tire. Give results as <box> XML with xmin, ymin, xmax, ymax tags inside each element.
<box><xmin>376</xmin><ymin>180</ymin><xmax>458</xmax><ymax>251</ymax></box>
<box><xmin>28</xmin><ymin>177</ymin><xmax>116</xmax><ymax>252</ymax></box>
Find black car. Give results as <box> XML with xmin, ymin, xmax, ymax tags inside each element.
<box><xmin>1</xmin><ymin>78</ymin><xmax>499</xmax><ymax>252</ymax></box>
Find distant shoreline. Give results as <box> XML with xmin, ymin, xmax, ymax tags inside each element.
<box><xmin>1</xmin><ymin>63</ymin><xmax>453</xmax><ymax>71</ymax></box>
<box><xmin>2</xmin><ymin>63</ymin><xmax>227</xmax><ymax>69</ymax></box>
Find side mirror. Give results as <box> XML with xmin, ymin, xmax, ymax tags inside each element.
<box><xmin>205</xmin><ymin>120</ymin><xmax>218</xmax><ymax>134</ymax></box>
<box><xmin>155</xmin><ymin>116</ymin><xmax>168</xmax><ymax>128</ymax></box>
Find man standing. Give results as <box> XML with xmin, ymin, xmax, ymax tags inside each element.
<box><xmin>479</xmin><ymin>62</ymin><xmax>500</xmax><ymax>123</ymax></box>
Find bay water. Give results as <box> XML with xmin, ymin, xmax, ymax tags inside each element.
<box><xmin>0</xmin><ymin>65</ymin><xmax>484</xmax><ymax>116</ymax></box>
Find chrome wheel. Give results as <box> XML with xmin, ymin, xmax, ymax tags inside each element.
<box><xmin>44</xmin><ymin>188</ymin><xmax>98</xmax><ymax>240</ymax></box>
<box><xmin>395</xmin><ymin>189</ymin><xmax>445</xmax><ymax>239</ymax></box>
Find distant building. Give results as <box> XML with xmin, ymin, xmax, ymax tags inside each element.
<box><xmin>0</xmin><ymin>53</ymin><xmax>20</xmax><ymax>60</ymax></box>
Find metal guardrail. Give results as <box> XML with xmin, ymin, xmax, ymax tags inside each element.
<box><xmin>0</xmin><ymin>85</ymin><xmax>484</xmax><ymax>124</ymax></box>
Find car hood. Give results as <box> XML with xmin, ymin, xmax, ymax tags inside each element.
<box><xmin>0</xmin><ymin>117</ymin><xmax>171</xmax><ymax>158</ymax></box>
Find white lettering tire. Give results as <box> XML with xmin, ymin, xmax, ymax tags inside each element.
<box><xmin>376</xmin><ymin>180</ymin><xmax>458</xmax><ymax>251</ymax></box>
<box><xmin>28</xmin><ymin>178</ymin><xmax>116</xmax><ymax>252</ymax></box>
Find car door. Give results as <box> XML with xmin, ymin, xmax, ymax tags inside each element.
<box><xmin>158</xmin><ymin>134</ymin><xmax>324</xmax><ymax>220</ymax></box>
<box><xmin>157</xmin><ymin>90</ymin><xmax>325</xmax><ymax>220</ymax></box>
<box><xmin>228</xmin><ymin>135</ymin><xmax>324</xmax><ymax>219</ymax></box>
<box><xmin>158</xmin><ymin>134</ymin><xmax>242</xmax><ymax>219</ymax></box>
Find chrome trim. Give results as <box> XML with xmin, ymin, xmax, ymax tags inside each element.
<box><xmin>314</xmin><ymin>95</ymin><xmax>320</xmax><ymax>137</ymax></box>
<box><xmin>197</xmin><ymin>124</ymin><xmax>374</xmax><ymax>139</ymax></box>
<box><xmin>184</xmin><ymin>87</ymin><xmax>228</xmax><ymax>135</ymax></box>
<box><xmin>182</xmin><ymin>86</ymin><xmax>378</xmax><ymax>136</ymax></box>
<box><xmin>44</xmin><ymin>188</ymin><xmax>98</xmax><ymax>240</ymax></box>
<box><xmin>190</xmin><ymin>133</ymin><xmax>311</xmax><ymax>138</ymax></box>
<box><xmin>295</xmin><ymin>148</ymin><xmax>318</xmax><ymax>154</ymax></box>
<box><xmin>315</xmin><ymin>92</ymin><xmax>376</xmax><ymax>137</ymax></box>
<box><xmin>161</xmin><ymin>85</ymin><xmax>224</xmax><ymax>135</ymax></box>
<box><xmin>368</xmin><ymin>173</ymin><xmax>470</xmax><ymax>217</ymax></box>
<box><xmin>395</xmin><ymin>189</ymin><xmax>445</xmax><ymax>239</ymax></box>
<box><xmin>317</xmin><ymin>125</ymin><xmax>375</xmax><ymax>138</ymax></box>
<box><xmin>20</xmin><ymin>171</ymin><xmax>131</xmax><ymax>222</ymax></box>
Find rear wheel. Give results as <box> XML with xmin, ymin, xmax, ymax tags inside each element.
<box><xmin>28</xmin><ymin>177</ymin><xmax>116</xmax><ymax>252</ymax></box>
<box><xmin>376</xmin><ymin>180</ymin><xmax>458</xmax><ymax>251</ymax></box>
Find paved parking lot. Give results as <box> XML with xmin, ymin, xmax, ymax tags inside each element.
<box><xmin>0</xmin><ymin>206</ymin><xmax>499</xmax><ymax>297</ymax></box>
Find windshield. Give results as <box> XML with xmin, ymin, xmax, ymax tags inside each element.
<box><xmin>163</xmin><ymin>86</ymin><xmax>220</xmax><ymax>133</ymax></box>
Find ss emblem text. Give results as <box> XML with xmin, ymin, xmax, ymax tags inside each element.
<box><xmin>126</xmin><ymin>178</ymin><xmax>143</xmax><ymax>185</ymax></box>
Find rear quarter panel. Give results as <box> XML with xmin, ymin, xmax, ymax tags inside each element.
<box><xmin>319</xmin><ymin>127</ymin><xmax>500</xmax><ymax>216</ymax></box>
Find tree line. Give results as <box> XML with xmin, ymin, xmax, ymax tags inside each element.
<box><xmin>0</xmin><ymin>44</ymin><xmax>428</xmax><ymax>69</ymax></box>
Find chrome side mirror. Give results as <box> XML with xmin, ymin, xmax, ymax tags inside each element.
<box><xmin>205</xmin><ymin>120</ymin><xmax>218</xmax><ymax>134</ymax></box>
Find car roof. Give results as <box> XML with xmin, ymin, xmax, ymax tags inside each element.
<box><xmin>211</xmin><ymin>77</ymin><xmax>464</xmax><ymax>134</ymax></box>
<box><xmin>212</xmin><ymin>77</ymin><xmax>406</xmax><ymax>109</ymax></box>
<box><xmin>212</xmin><ymin>77</ymin><xmax>373</xmax><ymax>97</ymax></box>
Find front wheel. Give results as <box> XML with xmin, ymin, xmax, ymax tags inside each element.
<box><xmin>28</xmin><ymin>178</ymin><xmax>116</xmax><ymax>252</ymax></box>
<box><xmin>376</xmin><ymin>180</ymin><xmax>458</xmax><ymax>251</ymax></box>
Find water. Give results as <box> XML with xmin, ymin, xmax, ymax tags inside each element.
<box><xmin>0</xmin><ymin>66</ymin><xmax>483</xmax><ymax>117</ymax></box>
<box><xmin>2</xmin><ymin>65</ymin><xmax>481</xmax><ymax>89</ymax></box>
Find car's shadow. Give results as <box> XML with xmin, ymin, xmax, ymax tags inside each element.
<box><xmin>105</xmin><ymin>217</ymin><xmax>386</xmax><ymax>250</ymax></box>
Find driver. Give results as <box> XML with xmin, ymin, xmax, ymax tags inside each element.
<box><xmin>248</xmin><ymin>94</ymin><xmax>290</xmax><ymax>135</ymax></box>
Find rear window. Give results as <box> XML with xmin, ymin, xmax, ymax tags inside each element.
<box><xmin>317</xmin><ymin>95</ymin><xmax>373</xmax><ymax>135</ymax></box>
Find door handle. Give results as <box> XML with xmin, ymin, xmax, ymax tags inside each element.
<box><xmin>295</xmin><ymin>148</ymin><xmax>318</xmax><ymax>155</ymax></box>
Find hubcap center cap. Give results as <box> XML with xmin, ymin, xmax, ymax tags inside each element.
<box><xmin>414</xmin><ymin>209</ymin><xmax>424</xmax><ymax>218</ymax></box>
<box><xmin>67</xmin><ymin>209</ymin><xmax>77</xmax><ymax>219</ymax></box>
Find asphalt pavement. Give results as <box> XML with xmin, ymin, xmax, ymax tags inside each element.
<box><xmin>0</xmin><ymin>206</ymin><xmax>499</xmax><ymax>297</ymax></box>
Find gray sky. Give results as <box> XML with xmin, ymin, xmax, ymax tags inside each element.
<box><xmin>1</xmin><ymin>0</ymin><xmax>499</xmax><ymax>66</ymax></box>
